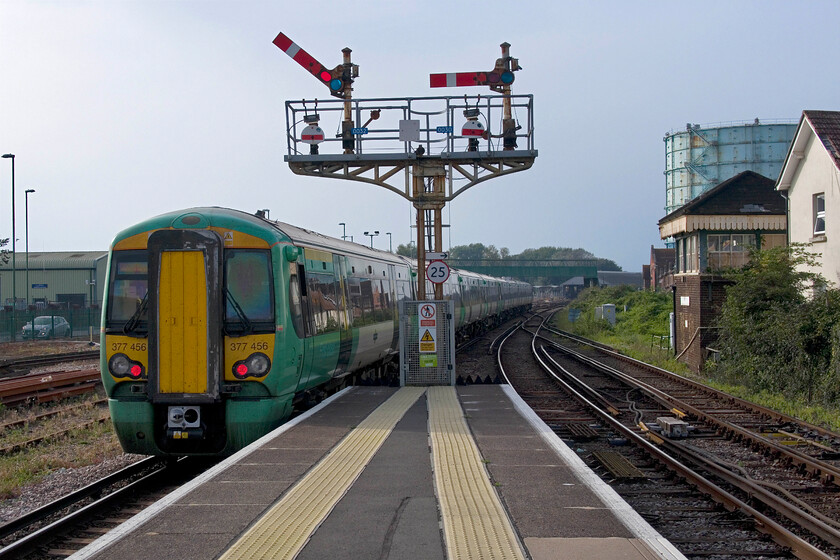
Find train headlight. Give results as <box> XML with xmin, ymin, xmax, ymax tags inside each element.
<box><xmin>232</xmin><ymin>352</ymin><xmax>271</xmax><ymax>379</ymax></box>
<box><xmin>109</xmin><ymin>354</ymin><xmax>130</xmax><ymax>375</ymax></box>
<box><xmin>109</xmin><ymin>353</ymin><xmax>146</xmax><ymax>379</ymax></box>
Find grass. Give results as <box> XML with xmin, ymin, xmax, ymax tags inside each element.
<box><xmin>0</xmin><ymin>392</ymin><xmax>123</xmax><ymax>499</ymax></box>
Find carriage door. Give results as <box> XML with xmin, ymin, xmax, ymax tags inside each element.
<box><xmin>148</xmin><ymin>230</ymin><xmax>223</xmax><ymax>402</ymax></box>
<box><xmin>335</xmin><ymin>255</ymin><xmax>353</xmax><ymax>378</ymax></box>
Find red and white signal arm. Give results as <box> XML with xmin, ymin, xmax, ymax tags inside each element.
<box><xmin>461</xmin><ymin>120</ymin><xmax>485</xmax><ymax>137</ymax></box>
<box><xmin>426</xmin><ymin>260</ymin><xmax>450</xmax><ymax>284</ymax></box>
<box><xmin>301</xmin><ymin>123</ymin><xmax>325</xmax><ymax>144</ymax></box>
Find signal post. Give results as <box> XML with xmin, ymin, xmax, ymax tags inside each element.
<box><xmin>274</xmin><ymin>34</ymin><xmax>537</xmax><ymax>384</ymax></box>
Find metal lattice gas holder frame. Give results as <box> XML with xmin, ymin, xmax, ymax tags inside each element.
<box><xmin>399</xmin><ymin>300</ymin><xmax>455</xmax><ymax>386</ymax></box>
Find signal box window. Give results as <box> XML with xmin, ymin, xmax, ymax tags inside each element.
<box><xmin>814</xmin><ymin>193</ymin><xmax>826</xmax><ymax>236</ymax></box>
<box><xmin>224</xmin><ymin>250</ymin><xmax>274</xmax><ymax>334</ymax></box>
<box><xmin>107</xmin><ymin>251</ymin><xmax>149</xmax><ymax>329</ymax></box>
<box><xmin>707</xmin><ymin>234</ymin><xmax>755</xmax><ymax>270</ymax></box>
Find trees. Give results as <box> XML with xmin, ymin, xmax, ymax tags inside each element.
<box><xmin>714</xmin><ymin>244</ymin><xmax>840</xmax><ymax>404</ymax></box>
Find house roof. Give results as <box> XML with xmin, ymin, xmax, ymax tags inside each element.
<box><xmin>659</xmin><ymin>171</ymin><xmax>786</xmax><ymax>238</ymax></box>
<box><xmin>597</xmin><ymin>271</ymin><xmax>643</xmax><ymax>288</ymax></box>
<box><xmin>777</xmin><ymin>110</ymin><xmax>840</xmax><ymax>191</ymax></box>
<box><xmin>659</xmin><ymin>171</ymin><xmax>782</xmax><ymax>224</ymax></box>
<box><xmin>651</xmin><ymin>247</ymin><xmax>675</xmax><ymax>267</ymax></box>
<box><xmin>0</xmin><ymin>251</ymin><xmax>107</xmax><ymax>270</ymax></box>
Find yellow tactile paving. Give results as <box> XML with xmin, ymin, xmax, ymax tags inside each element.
<box><xmin>220</xmin><ymin>387</ymin><xmax>425</xmax><ymax>560</ymax></box>
<box><xmin>428</xmin><ymin>386</ymin><xmax>526</xmax><ymax>560</ymax></box>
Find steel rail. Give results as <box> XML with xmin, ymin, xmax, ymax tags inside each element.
<box><xmin>538</xmin><ymin>346</ymin><xmax>840</xmax><ymax>551</ymax></box>
<box><xmin>0</xmin><ymin>369</ymin><xmax>101</xmax><ymax>406</ymax></box>
<box><xmin>0</xmin><ymin>457</ymin><xmax>161</xmax><ymax>541</ymax></box>
<box><xmin>0</xmin><ymin>457</ymin><xmax>175</xmax><ymax>559</ymax></box>
<box><xmin>543</xmin><ymin>336</ymin><xmax>840</xmax><ymax>487</ymax></box>
<box><xmin>517</xmin><ymin>321</ymin><xmax>833</xmax><ymax>560</ymax></box>
<box><xmin>0</xmin><ymin>351</ymin><xmax>100</xmax><ymax>376</ymax></box>
<box><xmin>547</xmin><ymin>326</ymin><xmax>840</xmax><ymax>442</ymax></box>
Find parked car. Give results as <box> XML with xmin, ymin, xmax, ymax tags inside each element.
<box><xmin>22</xmin><ymin>316</ymin><xmax>71</xmax><ymax>339</ymax></box>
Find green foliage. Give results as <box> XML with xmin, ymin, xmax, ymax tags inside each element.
<box><xmin>715</xmin><ymin>244</ymin><xmax>840</xmax><ymax>405</ymax></box>
<box><xmin>555</xmin><ymin>286</ymin><xmax>689</xmax><ymax>374</ymax></box>
<box><xmin>449</xmin><ymin>243</ymin><xmax>502</xmax><ymax>260</ymax></box>
<box><xmin>564</xmin><ymin>285</ymin><xmax>672</xmax><ymax>338</ymax></box>
<box><xmin>395</xmin><ymin>242</ymin><xmax>415</xmax><ymax>257</ymax></box>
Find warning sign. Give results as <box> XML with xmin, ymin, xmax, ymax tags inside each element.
<box><xmin>419</xmin><ymin>327</ymin><xmax>437</xmax><ymax>353</ymax></box>
<box><xmin>419</xmin><ymin>304</ymin><xmax>436</xmax><ymax>320</ymax></box>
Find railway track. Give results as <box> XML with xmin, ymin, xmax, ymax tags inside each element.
<box><xmin>498</xmin><ymin>310</ymin><xmax>839</xmax><ymax>559</ymax></box>
<box><xmin>0</xmin><ymin>351</ymin><xmax>99</xmax><ymax>378</ymax></box>
<box><xmin>0</xmin><ymin>457</ymin><xmax>215</xmax><ymax>559</ymax></box>
<box><xmin>0</xmin><ymin>368</ymin><xmax>101</xmax><ymax>407</ymax></box>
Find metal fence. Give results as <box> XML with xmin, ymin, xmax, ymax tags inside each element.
<box><xmin>0</xmin><ymin>308</ymin><xmax>101</xmax><ymax>343</ymax></box>
<box><xmin>399</xmin><ymin>300</ymin><xmax>455</xmax><ymax>386</ymax></box>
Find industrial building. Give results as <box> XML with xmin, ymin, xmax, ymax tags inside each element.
<box><xmin>0</xmin><ymin>251</ymin><xmax>107</xmax><ymax>310</ymax></box>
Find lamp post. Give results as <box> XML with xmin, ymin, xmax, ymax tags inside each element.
<box><xmin>25</xmin><ymin>189</ymin><xmax>34</xmax><ymax>308</ymax></box>
<box><xmin>339</xmin><ymin>222</ymin><xmax>347</xmax><ymax>240</ymax></box>
<box><xmin>2</xmin><ymin>154</ymin><xmax>15</xmax><ymax>340</ymax></box>
<box><xmin>386</xmin><ymin>232</ymin><xmax>392</xmax><ymax>252</ymax></box>
<box><xmin>363</xmin><ymin>230</ymin><xmax>379</xmax><ymax>249</ymax></box>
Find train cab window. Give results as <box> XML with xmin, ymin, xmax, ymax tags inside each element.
<box><xmin>106</xmin><ymin>251</ymin><xmax>149</xmax><ymax>332</ymax></box>
<box><xmin>224</xmin><ymin>250</ymin><xmax>274</xmax><ymax>334</ymax></box>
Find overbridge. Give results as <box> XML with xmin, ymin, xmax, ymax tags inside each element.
<box><xmin>448</xmin><ymin>259</ymin><xmax>599</xmax><ymax>285</ymax></box>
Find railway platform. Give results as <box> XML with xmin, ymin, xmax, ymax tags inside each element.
<box><xmin>68</xmin><ymin>385</ymin><xmax>687</xmax><ymax>560</ymax></box>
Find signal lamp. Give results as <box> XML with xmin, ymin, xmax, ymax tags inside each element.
<box><xmin>329</xmin><ymin>78</ymin><xmax>343</xmax><ymax>91</ymax></box>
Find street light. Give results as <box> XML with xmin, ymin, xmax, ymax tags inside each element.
<box><xmin>25</xmin><ymin>189</ymin><xmax>34</xmax><ymax>308</ymax></box>
<box><xmin>386</xmin><ymin>232</ymin><xmax>392</xmax><ymax>252</ymax></box>
<box><xmin>363</xmin><ymin>230</ymin><xmax>379</xmax><ymax>248</ymax></box>
<box><xmin>2</xmin><ymin>154</ymin><xmax>16</xmax><ymax>339</ymax></box>
<box><xmin>339</xmin><ymin>222</ymin><xmax>347</xmax><ymax>240</ymax></box>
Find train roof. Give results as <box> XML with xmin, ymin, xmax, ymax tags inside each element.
<box><xmin>113</xmin><ymin>207</ymin><xmax>530</xmax><ymax>288</ymax></box>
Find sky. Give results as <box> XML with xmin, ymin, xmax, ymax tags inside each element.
<box><xmin>1</xmin><ymin>0</ymin><xmax>839</xmax><ymax>271</ymax></box>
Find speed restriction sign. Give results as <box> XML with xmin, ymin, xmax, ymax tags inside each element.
<box><xmin>426</xmin><ymin>260</ymin><xmax>450</xmax><ymax>284</ymax></box>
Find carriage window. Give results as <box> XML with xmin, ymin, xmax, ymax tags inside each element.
<box><xmin>225</xmin><ymin>250</ymin><xmax>274</xmax><ymax>326</ymax></box>
<box><xmin>107</xmin><ymin>251</ymin><xmax>148</xmax><ymax>325</ymax></box>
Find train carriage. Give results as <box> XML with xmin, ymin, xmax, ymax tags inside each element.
<box><xmin>102</xmin><ymin>207</ymin><xmax>531</xmax><ymax>457</ymax></box>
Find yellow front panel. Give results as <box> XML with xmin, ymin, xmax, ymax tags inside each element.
<box><xmin>159</xmin><ymin>251</ymin><xmax>208</xmax><ymax>394</ymax></box>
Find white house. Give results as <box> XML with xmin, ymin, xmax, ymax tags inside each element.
<box><xmin>776</xmin><ymin>110</ymin><xmax>840</xmax><ymax>285</ymax></box>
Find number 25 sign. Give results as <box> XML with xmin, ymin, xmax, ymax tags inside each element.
<box><xmin>426</xmin><ymin>260</ymin><xmax>450</xmax><ymax>284</ymax></box>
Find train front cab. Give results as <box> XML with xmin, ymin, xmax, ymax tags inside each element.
<box><xmin>103</xmin><ymin>225</ymin><xmax>294</xmax><ymax>456</ymax></box>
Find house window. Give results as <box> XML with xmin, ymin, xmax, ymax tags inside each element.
<box><xmin>707</xmin><ymin>233</ymin><xmax>755</xmax><ymax>270</ymax></box>
<box><xmin>814</xmin><ymin>193</ymin><xmax>826</xmax><ymax>236</ymax></box>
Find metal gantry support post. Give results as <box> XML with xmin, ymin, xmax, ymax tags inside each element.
<box><xmin>412</xmin><ymin>162</ymin><xmax>447</xmax><ymax>301</ymax></box>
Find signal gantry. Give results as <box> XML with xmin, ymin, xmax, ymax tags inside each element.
<box><xmin>273</xmin><ymin>33</ymin><xmax>537</xmax><ymax>299</ymax></box>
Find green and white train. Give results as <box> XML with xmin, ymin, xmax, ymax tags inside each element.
<box><xmin>101</xmin><ymin>207</ymin><xmax>531</xmax><ymax>456</ymax></box>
